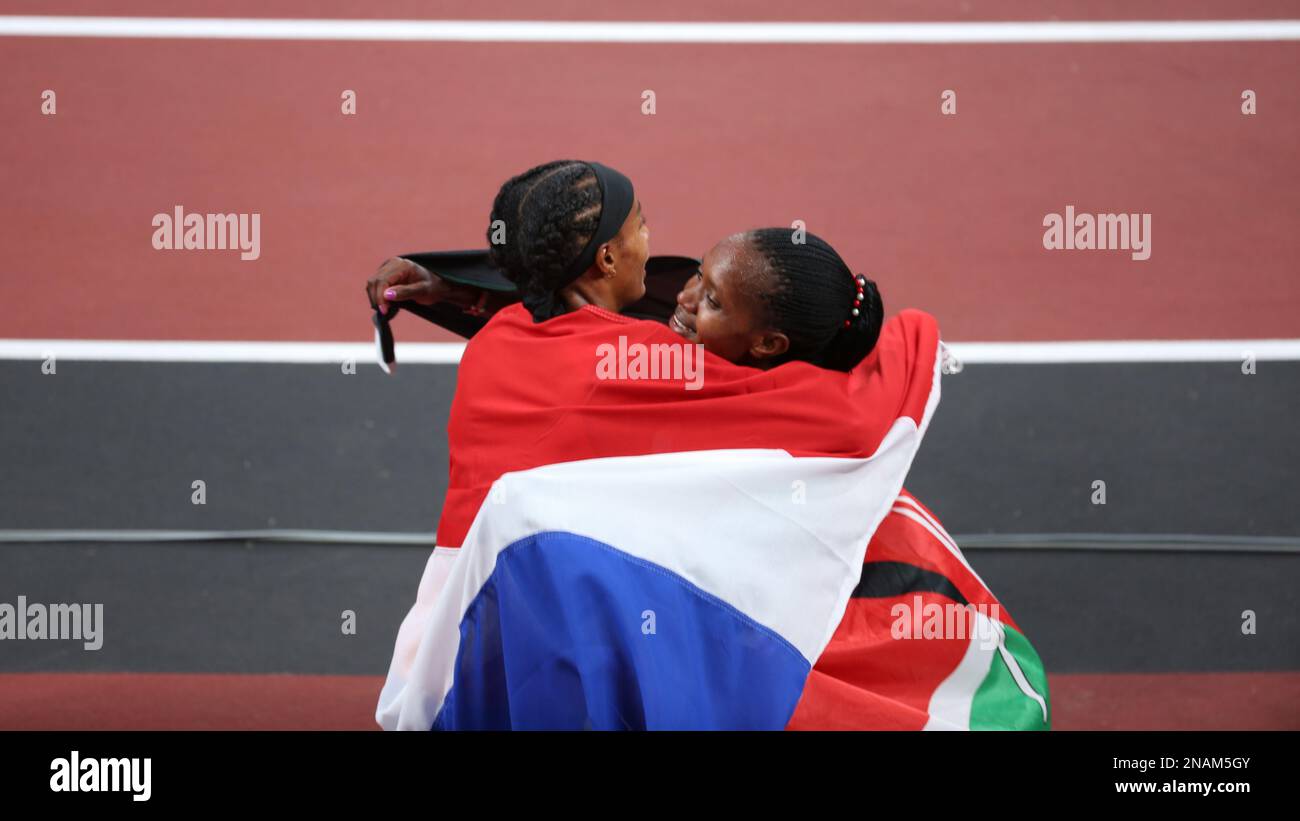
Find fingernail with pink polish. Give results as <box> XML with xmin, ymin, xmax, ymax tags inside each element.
<box><xmin>384</xmin><ymin>289</ymin><xmax>396</xmax><ymax>300</ymax></box>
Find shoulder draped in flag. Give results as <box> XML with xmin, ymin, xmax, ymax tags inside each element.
<box><xmin>433</xmin><ymin>304</ymin><xmax>944</xmax><ymax>549</ymax></box>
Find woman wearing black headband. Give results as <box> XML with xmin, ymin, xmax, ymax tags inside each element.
<box><xmin>368</xmin><ymin>160</ymin><xmax>649</xmax><ymax>323</ymax></box>
<box><xmin>488</xmin><ymin>160</ymin><xmax>649</xmax><ymax>322</ymax></box>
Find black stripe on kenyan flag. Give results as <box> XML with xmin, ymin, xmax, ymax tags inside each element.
<box><xmin>850</xmin><ymin>560</ymin><xmax>969</xmax><ymax>605</ymax></box>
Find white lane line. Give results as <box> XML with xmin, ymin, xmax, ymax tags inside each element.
<box><xmin>0</xmin><ymin>339</ymin><xmax>465</xmax><ymax>364</ymax></box>
<box><xmin>1</xmin><ymin>338</ymin><xmax>1298</xmax><ymax>364</ymax></box>
<box><xmin>949</xmin><ymin>339</ymin><xmax>1300</xmax><ymax>363</ymax></box>
<box><xmin>1</xmin><ymin>17</ymin><xmax>1299</xmax><ymax>43</ymax></box>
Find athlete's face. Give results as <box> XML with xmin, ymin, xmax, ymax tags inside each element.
<box><xmin>601</xmin><ymin>199</ymin><xmax>650</xmax><ymax>310</ymax></box>
<box><xmin>671</xmin><ymin>235</ymin><xmax>787</xmax><ymax>366</ymax></box>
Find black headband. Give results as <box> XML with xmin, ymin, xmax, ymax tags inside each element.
<box><xmin>559</xmin><ymin>161</ymin><xmax>636</xmax><ymax>284</ymax></box>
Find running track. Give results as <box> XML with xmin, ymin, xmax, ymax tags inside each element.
<box><xmin>1</xmin><ymin>2</ymin><xmax>1297</xmax><ymax>730</ymax></box>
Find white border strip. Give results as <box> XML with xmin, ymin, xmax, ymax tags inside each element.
<box><xmin>1</xmin><ymin>17</ymin><xmax>1299</xmax><ymax>43</ymax></box>
<box><xmin>2</xmin><ymin>338</ymin><xmax>1298</xmax><ymax>365</ymax></box>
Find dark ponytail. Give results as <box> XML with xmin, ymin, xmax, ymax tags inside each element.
<box><xmin>745</xmin><ymin>228</ymin><xmax>884</xmax><ymax>372</ymax></box>
<box><xmin>486</xmin><ymin>160</ymin><xmax>602</xmax><ymax>321</ymax></box>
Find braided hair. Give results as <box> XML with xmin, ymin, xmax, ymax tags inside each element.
<box><xmin>486</xmin><ymin>160</ymin><xmax>603</xmax><ymax>321</ymax></box>
<box><xmin>744</xmin><ymin>228</ymin><xmax>884</xmax><ymax>372</ymax></box>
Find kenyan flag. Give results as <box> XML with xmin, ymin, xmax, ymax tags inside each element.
<box><xmin>788</xmin><ymin>492</ymin><xmax>1051</xmax><ymax>731</ymax></box>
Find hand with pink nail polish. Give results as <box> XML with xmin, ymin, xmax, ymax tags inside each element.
<box><xmin>365</xmin><ymin>257</ymin><xmax>446</xmax><ymax>313</ymax></box>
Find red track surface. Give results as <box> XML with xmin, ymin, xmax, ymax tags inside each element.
<box><xmin>2</xmin><ymin>672</ymin><xmax>1297</xmax><ymax>730</ymax></box>
<box><xmin>2</xmin><ymin>20</ymin><xmax>1298</xmax><ymax>342</ymax></box>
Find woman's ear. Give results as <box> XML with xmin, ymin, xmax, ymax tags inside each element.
<box><xmin>749</xmin><ymin>330</ymin><xmax>790</xmax><ymax>362</ymax></box>
<box><xmin>595</xmin><ymin>242</ymin><xmax>617</xmax><ymax>277</ymax></box>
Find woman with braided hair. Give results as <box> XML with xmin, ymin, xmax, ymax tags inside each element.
<box><xmin>368</xmin><ymin>159</ymin><xmax>650</xmax><ymax>323</ymax></box>
<box><xmin>487</xmin><ymin>159</ymin><xmax>650</xmax><ymax>321</ymax></box>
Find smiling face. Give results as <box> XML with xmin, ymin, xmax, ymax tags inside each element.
<box><xmin>670</xmin><ymin>233</ymin><xmax>789</xmax><ymax>366</ymax></box>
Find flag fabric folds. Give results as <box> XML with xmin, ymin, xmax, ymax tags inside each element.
<box><xmin>376</xmin><ymin>302</ymin><xmax>1048</xmax><ymax>729</ymax></box>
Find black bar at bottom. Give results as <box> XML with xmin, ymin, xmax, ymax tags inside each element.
<box><xmin>0</xmin><ymin>730</ymin><xmax>1287</xmax><ymax>807</ymax></box>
